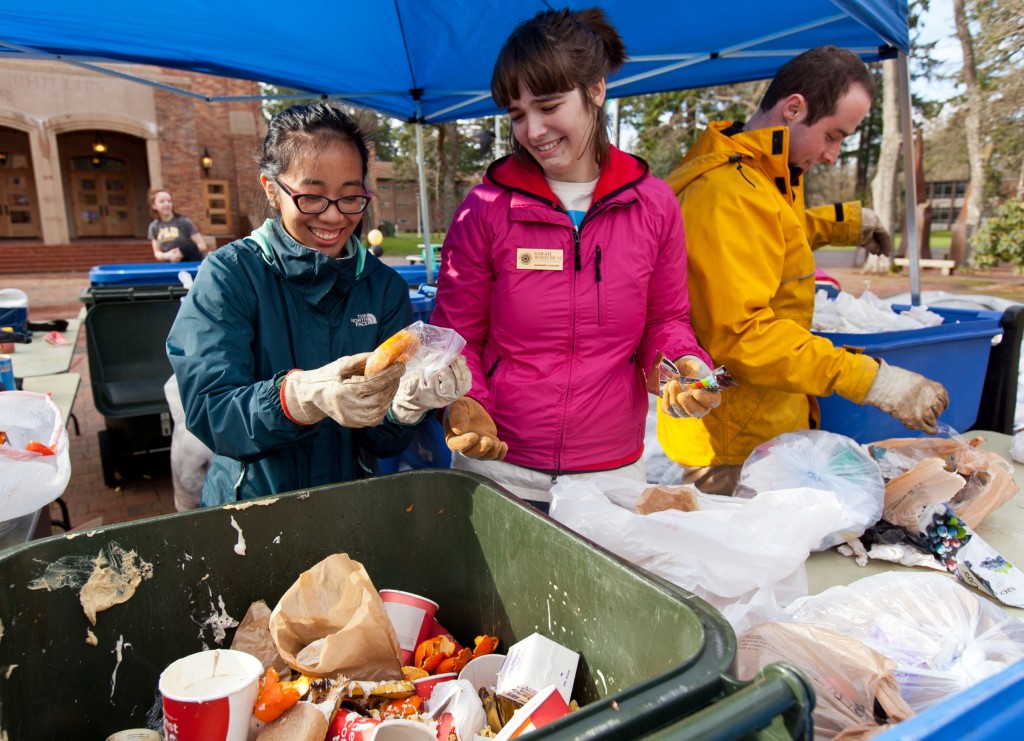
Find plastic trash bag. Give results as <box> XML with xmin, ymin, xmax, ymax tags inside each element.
<box><xmin>0</xmin><ymin>391</ymin><xmax>71</xmax><ymax>522</ymax></box>
<box><xmin>785</xmin><ymin>572</ymin><xmax>1024</xmax><ymax>712</ymax></box>
<box><xmin>549</xmin><ymin>474</ymin><xmax>842</xmax><ymax>635</ymax></box>
<box><xmin>737</xmin><ymin>430</ymin><xmax>884</xmax><ymax>550</ymax></box>
<box><xmin>164</xmin><ymin>376</ymin><xmax>212</xmax><ymax>511</ymax></box>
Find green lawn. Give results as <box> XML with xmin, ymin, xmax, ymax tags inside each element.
<box><xmin>377</xmin><ymin>232</ymin><xmax>446</xmax><ymax>258</ymax></box>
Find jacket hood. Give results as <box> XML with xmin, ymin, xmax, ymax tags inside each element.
<box><xmin>666</xmin><ymin>121</ymin><xmax>797</xmax><ymax>203</ymax></box>
<box><xmin>485</xmin><ymin>146</ymin><xmax>649</xmax><ymax>206</ymax></box>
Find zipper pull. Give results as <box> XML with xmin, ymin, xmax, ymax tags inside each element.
<box><xmin>595</xmin><ymin>245</ymin><xmax>602</xmax><ymax>282</ymax></box>
<box><xmin>573</xmin><ymin>230</ymin><xmax>581</xmax><ymax>271</ymax></box>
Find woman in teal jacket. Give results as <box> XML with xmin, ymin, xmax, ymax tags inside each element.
<box><xmin>167</xmin><ymin>104</ymin><xmax>469</xmax><ymax>505</ymax></box>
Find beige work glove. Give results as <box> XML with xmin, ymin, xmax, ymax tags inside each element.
<box><xmin>390</xmin><ymin>355</ymin><xmax>473</xmax><ymax>425</ymax></box>
<box><xmin>860</xmin><ymin>207</ymin><xmax>892</xmax><ymax>257</ymax></box>
<box><xmin>281</xmin><ymin>352</ymin><xmax>405</xmax><ymax>428</ymax></box>
<box><xmin>862</xmin><ymin>360</ymin><xmax>949</xmax><ymax>435</ymax></box>
<box><xmin>661</xmin><ymin>356</ymin><xmax>721</xmax><ymax>419</ymax></box>
<box><xmin>444</xmin><ymin>396</ymin><xmax>508</xmax><ymax>460</ymax></box>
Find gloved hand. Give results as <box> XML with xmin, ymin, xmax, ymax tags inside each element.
<box><xmin>862</xmin><ymin>360</ymin><xmax>949</xmax><ymax>434</ymax></box>
<box><xmin>859</xmin><ymin>207</ymin><xmax>892</xmax><ymax>257</ymax></box>
<box><xmin>661</xmin><ymin>356</ymin><xmax>721</xmax><ymax>419</ymax></box>
<box><xmin>444</xmin><ymin>396</ymin><xmax>508</xmax><ymax>460</ymax></box>
<box><xmin>390</xmin><ymin>355</ymin><xmax>473</xmax><ymax>424</ymax></box>
<box><xmin>281</xmin><ymin>352</ymin><xmax>404</xmax><ymax>428</ymax></box>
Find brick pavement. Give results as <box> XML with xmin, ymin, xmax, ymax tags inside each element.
<box><xmin>6</xmin><ymin>272</ymin><xmax>178</xmax><ymax>536</ymax></box>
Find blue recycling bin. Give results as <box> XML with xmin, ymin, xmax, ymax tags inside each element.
<box><xmin>89</xmin><ymin>262</ymin><xmax>201</xmax><ymax>286</ymax></box>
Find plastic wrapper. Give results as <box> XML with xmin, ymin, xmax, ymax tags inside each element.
<box><xmin>785</xmin><ymin>572</ymin><xmax>1024</xmax><ymax>712</ymax></box>
<box><xmin>735</xmin><ymin>621</ymin><xmax>914</xmax><ymax>740</ymax></box>
<box><xmin>869</xmin><ymin>425</ymin><xmax>1019</xmax><ymax>530</ymax></box>
<box><xmin>368</xmin><ymin>320</ymin><xmax>465</xmax><ymax>383</ymax></box>
<box><xmin>549</xmin><ymin>474</ymin><xmax>843</xmax><ymax>635</ymax></box>
<box><xmin>736</xmin><ymin>430</ymin><xmax>885</xmax><ymax>550</ymax></box>
<box><xmin>645</xmin><ymin>351</ymin><xmax>736</xmax><ymax>395</ymax></box>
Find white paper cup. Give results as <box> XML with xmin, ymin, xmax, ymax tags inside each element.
<box><xmin>373</xmin><ymin>719</ymin><xmax>438</xmax><ymax>740</ymax></box>
<box><xmin>379</xmin><ymin>589</ymin><xmax>439</xmax><ymax>665</ymax></box>
<box><xmin>458</xmin><ymin>653</ymin><xmax>506</xmax><ymax>693</ymax></box>
<box><xmin>159</xmin><ymin>649</ymin><xmax>262</xmax><ymax>741</ymax></box>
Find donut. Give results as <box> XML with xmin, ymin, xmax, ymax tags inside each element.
<box><xmin>365</xmin><ymin>328</ymin><xmax>421</xmax><ymax>376</ymax></box>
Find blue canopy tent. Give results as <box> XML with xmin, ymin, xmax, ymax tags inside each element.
<box><xmin>0</xmin><ymin>0</ymin><xmax>916</xmax><ymax>290</ymax></box>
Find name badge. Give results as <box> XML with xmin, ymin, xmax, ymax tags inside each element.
<box><xmin>516</xmin><ymin>248</ymin><xmax>563</xmax><ymax>271</ymax></box>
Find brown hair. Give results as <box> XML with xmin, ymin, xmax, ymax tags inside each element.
<box><xmin>491</xmin><ymin>7</ymin><xmax>626</xmax><ymax>168</ymax></box>
<box><xmin>758</xmin><ymin>46</ymin><xmax>875</xmax><ymax>126</ymax></box>
<box><xmin>148</xmin><ymin>188</ymin><xmax>176</xmax><ymax>219</ymax></box>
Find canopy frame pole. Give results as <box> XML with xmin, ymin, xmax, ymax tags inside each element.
<box><xmin>415</xmin><ymin>122</ymin><xmax>435</xmax><ymax>284</ymax></box>
<box><xmin>897</xmin><ymin>51</ymin><xmax>921</xmax><ymax>305</ymax></box>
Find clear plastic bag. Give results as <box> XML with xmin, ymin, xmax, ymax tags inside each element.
<box><xmin>785</xmin><ymin>572</ymin><xmax>1024</xmax><ymax>712</ymax></box>
<box><xmin>369</xmin><ymin>320</ymin><xmax>466</xmax><ymax>383</ymax></box>
<box><xmin>0</xmin><ymin>391</ymin><xmax>71</xmax><ymax>522</ymax></box>
<box><xmin>737</xmin><ymin>430</ymin><xmax>885</xmax><ymax>550</ymax></box>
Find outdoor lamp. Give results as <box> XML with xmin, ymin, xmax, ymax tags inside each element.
<box><xmin>91</xmin><ymin>133</ymin><xmax>107</xmax><ymax>154</ymax></box>
<box><xmin>0</xmin><ymin>151</ymin><xmax>7</xmax><ymax>166</ymax></box>
<box><xmin>201</xmin><ymin>148</ymin><xmax>213</xmax><ymax>176</ymax></box>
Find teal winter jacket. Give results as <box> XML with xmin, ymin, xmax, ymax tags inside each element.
<box><xmin>167</xmin><ymin>219</ymin><xmax>416</xmax><ymax>505</ymax></box>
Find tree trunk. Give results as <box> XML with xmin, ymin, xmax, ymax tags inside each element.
<box><xmin>954</xmin><ymin>0</ymin><xmax>985</xmax><ymax>260</ymax></box>
<box><xmin>871</xmin><ymin>59</ymin><xmax>901</xmax><ymax>243</ymax></box>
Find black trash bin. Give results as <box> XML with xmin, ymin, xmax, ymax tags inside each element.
<box><xmin>81</xmin><ymin>280</ymin><xmax>188</xmax><ymax>487</ymax></box>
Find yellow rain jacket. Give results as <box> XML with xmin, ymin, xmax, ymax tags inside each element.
<box><xmin>659</xmin><ymin>121</ymin><xmax>880</xmax><ymax>466</ymax></box>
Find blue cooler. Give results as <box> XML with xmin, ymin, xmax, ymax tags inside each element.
<box><xmin>815</xmin><ymin>306</ymin><xmax>1003</xmax><ymax>442</ymax></box>
<box><xmin>409</xmin><ymin>289</ymin><xmax>435</xmax><ymax>324</ymax></box>
<box><xmin>89</xmin><ymin>262</ymin><xmax>201</xmax><ymax>287</ymax></box>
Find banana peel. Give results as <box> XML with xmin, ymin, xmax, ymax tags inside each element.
<box><xmin>478</xmin><ymin>686</ymin><xmax>519</xmax><ymax>732</ymax></box>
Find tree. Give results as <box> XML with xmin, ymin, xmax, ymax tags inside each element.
<box><xmin>954</xmin><ymin>0</ymin><xmax>985</xmax><ymax>248</ymax></box>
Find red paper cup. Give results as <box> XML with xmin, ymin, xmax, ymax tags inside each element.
<box><xmin>412</xmin><ymin>672</ymin><xmax>458</xmax><ymax>701</ymax></box>
<box><xmin>158</xmin><ymin>649</ymin><xmax>262</xmax><ymax>741</ymax></box>
<box><xmin>494</xmin><ymin>684</ymin><xmax>569</xmax><ymax>740</ymax></box>
<box><xmin>379</xmin><ymin>589</ymin><xmax>439</xmax><ymax>665</ymax></box>
<box><xmin>328</xmin><ymin>708</ymin><xmax>381</xmax><ymax>741</ymax></box>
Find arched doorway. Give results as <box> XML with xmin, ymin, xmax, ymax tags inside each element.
<box><xmin>0</xmin><ymin>128</ymin><xmax>42</xmax><ymax>239</ymax></box>
<box><xmin>58</xmin><ymin>130</ymin><xmax>149</xmax><ymax>239</ymax></box>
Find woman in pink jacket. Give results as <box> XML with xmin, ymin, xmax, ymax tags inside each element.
<box><xmin>430</xmin><ymin>7</ymin><xmax>716</xmax><ymax>510</ymax></box>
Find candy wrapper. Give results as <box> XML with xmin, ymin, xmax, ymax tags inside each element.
<box><xmin>366</xmin><ymin>320</ymin><xmax>466</xmax><ymax>383</ymax></box>
<box><xmin>645</xmin><ymin>351</ymin><xmax>737</xmax><ymax>395</ymax></box>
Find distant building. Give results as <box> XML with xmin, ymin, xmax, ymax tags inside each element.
<box><xmin>0</xmin><ymin>59</ymin><xmax>266</xmax><ymax>271</ymax></box>
<box><xmin>371</xmin><ymin>158</ymin><xmax>479</xmax><ymax>235</ymax></box>
<box><xmin>924</xmin><ymin>178</ymin><xmax>968</xmax><ymax>231</ymax></box>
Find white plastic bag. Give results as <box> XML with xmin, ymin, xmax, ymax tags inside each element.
<box><xmin>0</xmin><ymin>391</ymin><xmax>71</xmax><ymax>521</ymax></box>
<box><xmin>785</xmin><ymin>572</ymin><xmax>1024</xmax><ymax>712</ymax></box>
<box><xmin>549</xmin><ymin>475</ymin><xmax>843</xmax><ymax>635</ymax></box>
<box><xmin>164</xmin><ymin>376</ymin><xmax>212</xmax><ymax>511</ymax></box>
<box><xmin>737</xmin><ymin>430</ymin><xmax>884</xmax><ymax>549</ymax></box>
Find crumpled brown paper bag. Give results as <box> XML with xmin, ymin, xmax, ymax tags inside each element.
<box><xmin>230</xmin><ymin>600</ymin><xmax>289</xmax><ymax>675</ymax></box>
<box><xmin>269</xmin><ymin>553</ymin><xmax>403</xmax><ymax>679</ymax></box>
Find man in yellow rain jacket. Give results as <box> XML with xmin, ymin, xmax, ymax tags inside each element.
<box><xmin>659</xmin><ymin>46</ymin><xmax>949</xmax><ymax>495</ymax></box>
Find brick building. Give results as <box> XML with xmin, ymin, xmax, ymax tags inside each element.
<box><xmin>0</xmin><ymin>60</ymin><xmax>267</xmax><ymax>273</ymax></box>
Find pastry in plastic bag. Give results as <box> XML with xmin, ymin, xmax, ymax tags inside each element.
<box><xmin>366</xmin><ymin>321</ymin><xmax>466</xmax><ymax>382</ymax></box>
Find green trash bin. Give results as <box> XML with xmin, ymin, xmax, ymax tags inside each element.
<box><xmin>0</xmin><ymin>470</ymin><xmax>813</xmax><ymax>738</ymax></box>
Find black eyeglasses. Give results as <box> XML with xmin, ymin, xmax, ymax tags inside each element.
<box><xmin>274</xmin><ymin>177</ymin><xmax>372</xmax><ymax>215</ymax></box>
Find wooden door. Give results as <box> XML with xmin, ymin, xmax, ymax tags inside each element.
<box><xmin>70</xmin><ymin>157</ymin><xmax>135</xmax><ymax>237</ymax></box>
<box><xmin>0</xmin><ymin>154</ymin><xmax>42</xmax><ymax>239</ymax></box>
<box><xmin>201</xmin><ymin>179</ymin><xmax>233</xmax><ymax>234</ymax></box>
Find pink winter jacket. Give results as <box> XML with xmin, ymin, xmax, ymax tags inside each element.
<box><xmin>431</xmin><ymin>147</ymin><xmax>711</xmax><ymax>474</ymax></box>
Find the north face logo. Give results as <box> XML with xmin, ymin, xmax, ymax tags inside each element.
<box><xmin>352</xmin><ymin>313</ymin><xmax>378</xmax><ymax>327</ymax></box>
